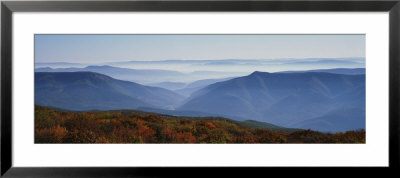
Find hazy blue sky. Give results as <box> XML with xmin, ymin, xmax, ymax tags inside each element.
<box><xmin>35</xmin><ymin>34</ymin><xmax>365</xmax><ymax>63</ymax></box>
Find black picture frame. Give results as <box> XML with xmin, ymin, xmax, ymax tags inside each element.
<box><xmin>1</xmin><ymin>0</ymin><xmax>399</xmax><ymax>177</ymax></box>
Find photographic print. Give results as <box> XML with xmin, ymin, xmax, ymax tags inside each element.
<box><xmin>34</xmin><ymin>34</ymin><xmax>366</xmax><ymax>144</ymax></box>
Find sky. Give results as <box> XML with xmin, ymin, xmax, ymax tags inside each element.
<box><xmin>35</xmin><ymin>34</ymin><xmax>365</xmax><ymax>63</ymax></box>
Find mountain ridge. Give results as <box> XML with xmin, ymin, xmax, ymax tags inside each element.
<box><xmin>35</xmin><ymin>71</ymin><xmax>185</xmax><ymax>111</ymax></box>
<box><xmin>179</xmin><ymin>71</ymin><xmax>365</xmax><ymax>132</ymax></box>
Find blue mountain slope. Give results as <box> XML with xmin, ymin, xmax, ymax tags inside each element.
<box><xmin>35</xmin><ymin>65</ymin><xmax>184</xmax><ymax>84</ymax></box>
<box><xmin>173</xmin><ymin>77</ymin><xmax>234</xmax><ymax>97</ymax></box>
<box><xmin>35</xmin><ymin>65</ymin><xmax>241</xmax><ymax>85</ymax></box>
<box><xmin>35</xmin><ymin>72</ymin><xmax>185</xmax><ymax>111</ymax></box>
<box><xmin>178</xmin><ymin>71</ymin><xmax>365</xmax><ymax>132</ymax></box>
<box><xmin>294</xmin><ymin>108</ymin><xmax>365</xmax><ymax>132</ymax></box>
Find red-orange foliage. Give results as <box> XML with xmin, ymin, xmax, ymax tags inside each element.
<box><xmin>205</xmin><ymin>122</ymin><xmax>216</xmax><ymax>129</ymax></box>
<box><xmin>175</xmin><ymin>132</ymin><xmax>197</xmax><ymax>143</ymax></box>
<box><xmin>34</xmin><ymin>106</ymin><xmax>366</xmax><ymax>144</ymax></box>
<box><xmin>35</xmin><ymin>125</ymin><xmax>68</xmax><ymax>143</ymax></box>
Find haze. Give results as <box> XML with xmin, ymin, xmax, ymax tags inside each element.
<box><xmin>35</xmin><ymin>34</ymin><xmax>365</xmax><ymax>63</ymax></box>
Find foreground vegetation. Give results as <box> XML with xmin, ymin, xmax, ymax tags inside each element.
<box><xmin>35</xmin><ymin>106</ymin><xmax>365</xmax><ymax>143</ymax></box>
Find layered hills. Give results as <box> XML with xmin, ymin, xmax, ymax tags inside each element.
<box><xmin>35</xmin><ymin>68</ymin><xmax>365</xmax><ymax>132</ymax></box>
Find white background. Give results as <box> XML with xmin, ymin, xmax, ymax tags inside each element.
<box><xmin>13</xmin><ymin>12</ymin><xmax>389</xmax><ymax>167</ymax></box>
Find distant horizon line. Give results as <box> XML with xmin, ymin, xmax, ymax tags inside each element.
<box><xmin>35</xmin><ymin>57</ymin><xmax>366</xmax><ymax>64</ymax></box>
<box><xmin>34</xmin><ymin>66</ymin><xmax>366</xmax><ymax>75</ymax></box>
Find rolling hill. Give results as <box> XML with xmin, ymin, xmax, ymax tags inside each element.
<box><xmin>178</xmin><ymin>71</ymin><xmax>365</xmax><ymax>132</ymax></box>
<box><xmin>35</xmin><ymin>105</ymin><xmax>365</xmax><ymax>143</ymax></box>
<box><xmin>35</xmin><ymin>65</ymin><xmax>242</xmax><ymax>85</ymax></box>
<box><xmin>35</xmin><ymin>65</ymin><xmax>184</xmax><ymax>84</ymax></box>
<box><xmin>35</xmin><ymin>72</ymin><xmax>185</xmax><ymax>111</ymax></box>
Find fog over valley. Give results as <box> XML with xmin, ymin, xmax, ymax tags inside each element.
<box><xmin>35</xmin><ymin>57</ymin><xmax>365</xmax><ymax>84</ymax></box>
